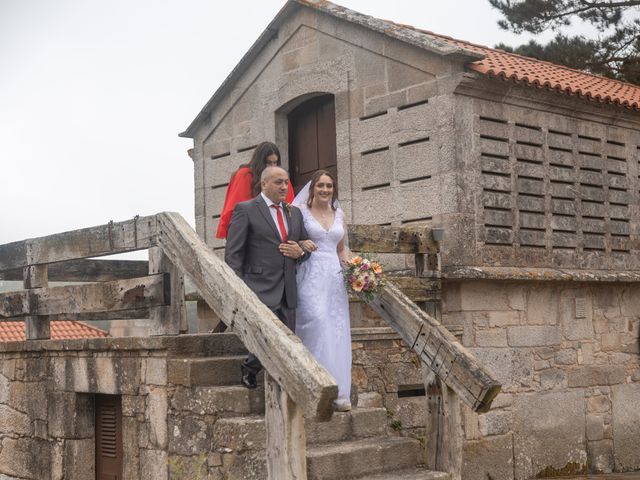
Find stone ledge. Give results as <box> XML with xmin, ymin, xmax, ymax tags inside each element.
<box><xmin>444</xmin><ymin>266</ymin><xmax>640</xmax><ymax>283</ymax></box>
<box><xmin>0</xmin><ymin>333</ymin><xmax>242</xmax><ymax>356</ymax></box>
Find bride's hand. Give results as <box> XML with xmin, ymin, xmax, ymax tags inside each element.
<box><xmin>300</xmin><ymin>240</ymin><xmax>317</xmax><ymax>251</ymax></box>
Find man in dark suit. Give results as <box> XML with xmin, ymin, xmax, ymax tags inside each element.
<box><xmin>225</xmin><ymin>166</ymin><xmax>310</xmax><ymax>388</ymax></box>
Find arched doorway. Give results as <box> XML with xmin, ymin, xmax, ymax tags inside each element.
<box><xmin>287</xmin><ymin>94</ymin><xmax>337</xmax><ymax>193</ymax></box>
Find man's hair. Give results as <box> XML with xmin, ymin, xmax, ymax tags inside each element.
<box><xmin>260</xmin><ymin>166</ymin><xmax>287</xmax><ymax>183</ymax></box>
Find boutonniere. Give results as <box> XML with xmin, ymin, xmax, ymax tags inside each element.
<box><xmin>283</xmin><ymin>202</ymin><xmax>292</xmax><ymax>216</ymax></box>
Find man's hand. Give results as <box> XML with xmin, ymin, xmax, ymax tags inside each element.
<box><xmin>279</xmin><ymin>240</ymin><xmax>305</xmax><ymax>259</ymax></box>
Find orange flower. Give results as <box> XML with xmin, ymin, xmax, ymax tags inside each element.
<box><xmin>351</xmin><ymin>255</ymin><xmax>362</xmax><ymax>265</ymax></box>
<box><xmin>372</xmin><ymin>262</ymin><xmax>382</xmax><ymax>274</ymax></box>
<box><xmin>352</xmin><ymin>278</ymin><xmax>365</xmax><ymax>292</ymax></box>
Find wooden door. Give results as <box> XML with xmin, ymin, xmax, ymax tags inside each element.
<box><xmin>95</xmin><ymin>395</ymin><xmax>123</xmax><ymax>480</ymax></box>
<box><xmin>288</xmin><ymin>95</ymin><xmax>337</xmax><ymax>193</ymax></box>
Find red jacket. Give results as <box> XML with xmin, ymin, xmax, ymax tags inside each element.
<box><xmin>216</xmin><ymin>167</ymin><xmax>295</xmax><ymax>239</ymax></box>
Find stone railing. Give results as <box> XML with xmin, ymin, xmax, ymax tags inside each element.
<box><xmin>347</xmin><ymin>224</ymin><xmax>502</xmax><ymax>480</ymax></box>
<box><xmin>0</xmin><ymin>212</ymin><xmax>337</xmax><ymax>479</ymax></box>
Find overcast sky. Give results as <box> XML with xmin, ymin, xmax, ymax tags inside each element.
<box><xmin>0</xmin><ymin>0</ymin><xmax>597</xmax><ymax>248</ymax></box>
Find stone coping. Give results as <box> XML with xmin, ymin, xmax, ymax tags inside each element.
<box><xmin>0</xmin><ymin>332</ymin><xmax>239</xmax><ymax>355</ymax></box>
<box><xmin>443</xmin><ymin>266</ymin><xmax>640</xmax><ymax>283</ymax></box>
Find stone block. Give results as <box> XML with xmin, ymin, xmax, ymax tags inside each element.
<box><xmin>554</xmin><ymin>349</ymin><xmax>577</xmax><ymax>365</ymax></box>
<box><xmin>0</xmin><ymin>375</ymin><xmax>9</xmax><ymax>404</ymax></box>
<box><xmin>171</xmin><ymin>385</ymin><xmax>264</xmax><ymax>416</ymax></box>
<box><xmin>0</xmin><ymin>437</ymin><xmax>50</xmax><ymax>479</ymax></box>
<box><xmin>587</xmin><ymin>395</ymin><xmax>611</xmax><ymax>414</ymax></box>
<box><xmin>612</xmin><ymin>383</ymin><xmax>640</xmax><ymax>470</ymax></box>
<box><xmin>47</xmin><ymin>392</ymin><xmax>93</xmax><ymax>439</ymax></box>
<box><xmin>9</xmin><ymin>381</ymin><xmax>47</xmax><ymax>420</ymax></box>
<box><xmin>0</xmin><ymin>404</ymin><xmax>31</xmax><ymax>436</ymax></box>
<box><xmin>475</xmin><ymin>328</ymin><xmax>508</xmax><ymax>347</ymax></box>
<box><xmin>589</xmin><ymin>439</ymin><xmax>615</xmax><ymax>473</ymax></box>
<box><xmin>351</xmin><ymin>407</ymin><xmax>387</xmax><ymax>439</ymax></box>
<box><xmin>356</xmin><ymin>391</ymin><xmax>382</xmax><ymax>408</ymax></box>
<box><xmin>148</xmin><ymin>386</ymin><xmax>168</xmax><ymax>449</ymax></box>
<box><xmin>567</xmin><ymin>365</ymin><xmax>625</xmax><ymax>387</ymax></box>
<box><xmin>383</xmin><ymin>394</ymin><xmax>427</xmax><ymax>429</ymax></box>
<box><xmin>462</xmin><ymin>434</ymin><xmax>514</xmax><ymax>480</ymax></box>
<box><xmin>168</xmin><ymin>414</ymin><xmax>210</xmax><ymax>455</ymax></box>
<box><xmin>144</xmin><ymin>358</ymin><xmax>167</xmax><ymax>386</ymax></box>
<box><xmin>488</xmin><ymin>310</ymin><xmax>522</xmax><ymax>327</ymax></box>
<box><xmin>513</xmin><ymin>390</ymin><xmax>587</xmax><ymax>479</ymax></box>
<box><xmin>561</xmin><ymin>289</ymin><xmax>594</xmax><ymax>340</ymax></box>
<box><xmin>140</xmin><ymin>449</ymin><xmax>168</xmax><ymax>480</ymax></box>
<box><xmin>64</xmin><ymin>439</ymin><xmax>95</xmax><ymax>480</ymax></box>
<box><xmin>470</xmin><ymin>347</ymin><xmax>533</xmax><ymax>391</ymax></box>
<box><xmin>213</xmin><ymin>417</ymin><xmax>265</xmax><ymax>452</ymax></box>
<box><xmin>586</xmin><ymin>415</ymin><xmax>605</xmax><ymax>440</ymax></box>
<box><xmin>601</xmin><ymin>333</ymin><xmax>622</xmax><ymax>351</ymax></box>
<box><xmin>526</xmin><ymin>287</ymin><xmax>559</xmax><ymax>325</ymax></box>
<box><xmin>507</xmin><ymin>326</ymin><xmax>561</xmax><ymax>347</ymax></box>
<box><xmin>478</xmin><ymin>410</ymin><xmax>511</xmax><ymax>436</ymax></box>
<box><xmin>459</xmin><ymin>281</ymin><xmax>512</xmax><ymax>311</ymax></box>
<box><xmin>539</xmin><ymin>368</ymin><xmax>567</xmax><ymax>390</ymax></box>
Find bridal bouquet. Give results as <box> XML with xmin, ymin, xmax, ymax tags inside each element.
<box><xmin>342</xmin><ymin>254</ymin><xmax>385</xmax><ymax>300</ymax></box>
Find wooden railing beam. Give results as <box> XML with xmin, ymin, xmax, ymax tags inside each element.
<box><xmin>0</xmin><ymin>274</ymin><xmax>169</xmax><ymax>319</ymax></box>
<box><xmin>366</xmin><ymin>282</ymin><xmax>500</xmax><ymax>413</ymax></box>
<box><xmin>0</xmin><ymin>215</ymin><xmax>157</xmax><ymax>272</ymax></box>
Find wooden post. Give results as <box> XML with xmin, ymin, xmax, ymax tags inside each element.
<box><xmin>23</xmin><ymin>265</ymin><xmax>50</xmax><ymax>340</ymax></box>
<box><xmin>265</xmin><ymin>373</ymin><xmax>307</xmax><ymax>480</ymax></box>
<box><xmin>423</xmin><ymin>367</ymin><xmax>462</xmax><ymax>480</ymax></box>
<box><xmin>149</xmin><ymin>246</ymin><xmax>186</xmax><ymax>335</ymax></box>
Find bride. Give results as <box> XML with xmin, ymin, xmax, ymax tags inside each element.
<box><xmin>293</xmin><ymin>170</ymin><xmax>352</xmax><ymax>411</ymax></box>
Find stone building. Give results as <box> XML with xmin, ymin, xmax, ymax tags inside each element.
<box><xmin>180</xmin><ymin>0</ymin><xmax>640</xmax><ymax>478</ymax></box>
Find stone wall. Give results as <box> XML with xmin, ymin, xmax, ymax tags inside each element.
<box><xmin>442</xmin><ymin>278</ymin><xmax>640</xmax><ymax>479</ymax></box>
<box><xmin>0</xmin><ymin>335</ymin><xmax>258</xmax><ymax>480</ymax></box>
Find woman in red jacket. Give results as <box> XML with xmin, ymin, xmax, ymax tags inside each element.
<box><xmin>216</xmin><ymin>142</ymin><xmax>295</xmax><ymax>239</ymax></box>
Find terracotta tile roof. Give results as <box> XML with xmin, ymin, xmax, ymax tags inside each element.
<box><xmin>387</xmin><ymin>22</ymin><xmax>640</xmax><ymax>110</ymax></box>
<box><xmin>0</xmin><ymin>321</ymin><xmax>109</xmax><ymax>342</ymax></box>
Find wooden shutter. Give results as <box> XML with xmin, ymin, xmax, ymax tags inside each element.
<box><xmin>95</xmin><ymin>394</ymin><xmax>123</xmax><ymax>480</ymax></box>
<box><xmin>288</xmin><ymin>95</ymin><xmax>337</xmax><ymax>193</ymax></box>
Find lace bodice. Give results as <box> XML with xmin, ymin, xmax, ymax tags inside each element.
<box><xmin>300</xmin><ymin>205</ymin><xmax>345</xmax><ymax>253</ymax></box>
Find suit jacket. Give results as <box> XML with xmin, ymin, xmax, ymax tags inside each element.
<box><xmin>224</xmin><ymin>195</ymin><xmax>310</xmax><ymax>309</ymax></box>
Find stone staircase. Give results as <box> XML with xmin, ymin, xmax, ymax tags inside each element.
<box><xmin>168</xmin><ymin>333</ymin><xmax>449</xmax><ymax>480</ymax></box>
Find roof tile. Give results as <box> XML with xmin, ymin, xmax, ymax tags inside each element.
<box><xmin>0</xmin><ymin>321</ymin><xmax>109</xmax><ymax>342</ymax></box>
<box><xmin>391</xmin><ymin>22</ymin><xmax>640</xmax><ymax>110</ymax></box>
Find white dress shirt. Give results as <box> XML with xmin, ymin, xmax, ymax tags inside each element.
<box><xmin>261</xmin><ymin>192</ymin><xmax>289</xmax><ymax>240</ymax></box>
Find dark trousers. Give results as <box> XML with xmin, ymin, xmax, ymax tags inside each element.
<box><xmin>241</xmin><ymin>302</ymin><xmax>296</xmax><ymax>376</ymax></box>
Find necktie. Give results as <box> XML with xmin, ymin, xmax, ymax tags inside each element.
<box><xmin>270</xmin><ymin>204</ymin><xmax>288</xmax><ymax>242</ymax></box>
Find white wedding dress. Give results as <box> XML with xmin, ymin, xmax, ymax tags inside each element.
<box><xmin>295</xmin><ymin>204</ymin><xmax>352</xmax><ymax>403</ymax></box>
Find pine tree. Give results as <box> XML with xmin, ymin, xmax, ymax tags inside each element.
<box><xmin>489</xmin><ymin>1</ymin><xmax>640</xmax><ymax>84</ymax></box>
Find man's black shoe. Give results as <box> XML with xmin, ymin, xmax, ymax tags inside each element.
<box><xmin>240</xmin><ymin>367</ymin><xmax>257</xmax><ymax>389</ymax></box>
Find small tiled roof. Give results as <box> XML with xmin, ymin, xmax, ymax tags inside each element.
<box><xmin>382</xmin><ymin>21</ymin><xmax>640</xmax><ymax>110</ymax></box>
<box><xmin>0</xmin><ymin>321</ymin><xmax>109</xmax><ymax>342</ymax></box>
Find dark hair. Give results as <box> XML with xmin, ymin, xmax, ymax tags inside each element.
<box><xmin>307</xmin><ymin>170</ymin><xmax>338</xmax><ymax>210</ymax></box>
<box><xmin>240</xmin><ymin>142</ymin><xmax>281</xmax><ymax>196</ymax></box>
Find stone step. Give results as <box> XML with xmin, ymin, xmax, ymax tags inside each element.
<box><xmin>212</xmin><ymin>407</ymin><xmax>390</xmax><ymax>452</ymax></box>
<box><xmin>171</xmin><ymin>385</ymin><xmax>265</xmax><ymax>416</ymax></box>
<box><xmin>305</xmin><ymin>407</ymin><xmax>389</xmax><ymax>444</ymax></box>
<box><xmin>307</xmin><ymin>436</ymin><xmax>422</xmax><ymax>480</ymax></box>
<box><xmin>166</xmin><ymin>332</ymin><xmax>248</xmax><ymax>356</ymax></box>
<box><xmin>168</xmin><ymin>355</ymin><xmax>256</xmax><ymax>387</ymax></box>
<box><xmin>361</xmin><ymin>468</ymin><xmax>450</xmax><ymax>480</ymax></box>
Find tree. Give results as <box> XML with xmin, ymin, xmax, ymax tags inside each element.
<box><xmin>489</xmin><ymin>1</ymin><xmax>640</xmax><ymax>84</ymax></box>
